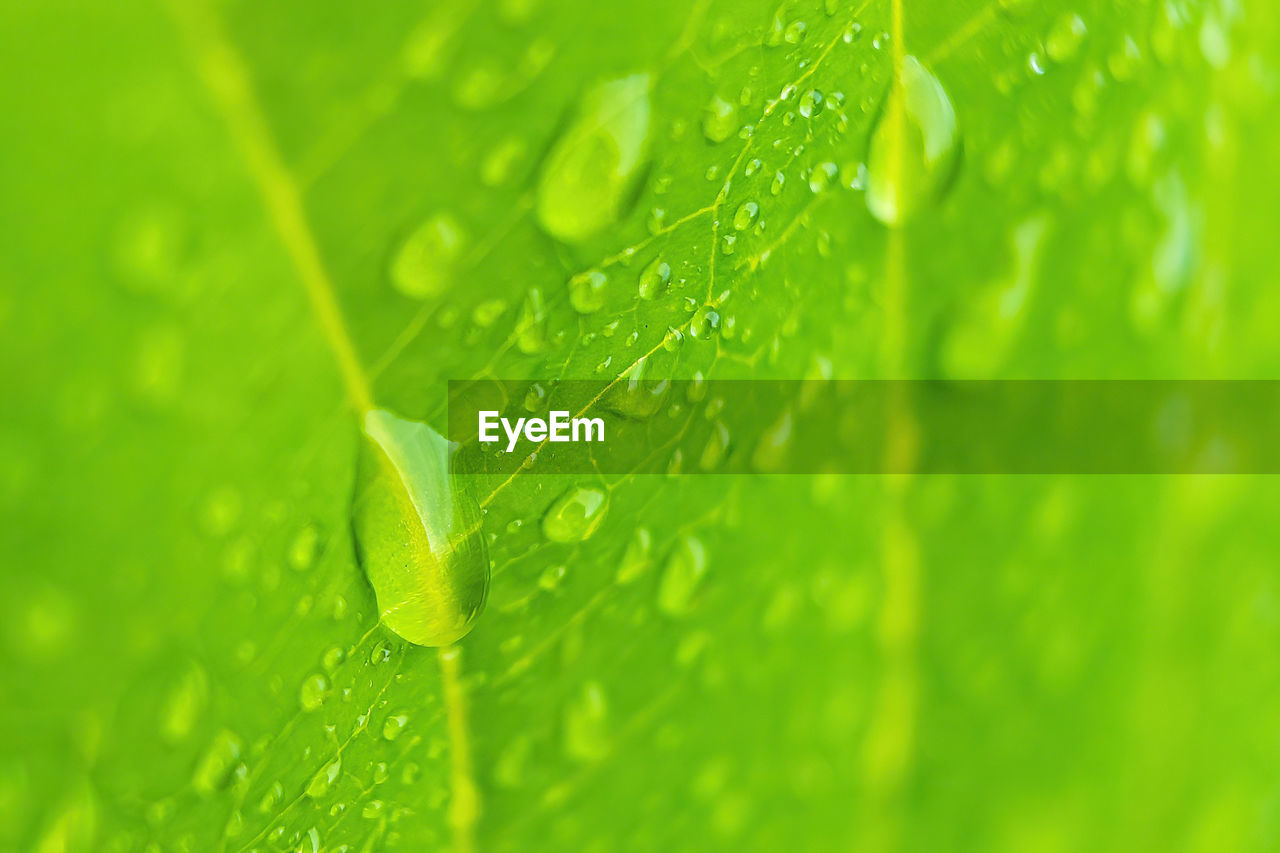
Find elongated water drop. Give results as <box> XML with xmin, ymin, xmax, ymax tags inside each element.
<box><xmin>563</xmin><ymin>681</ymin><xmax>611</xmax><ymax>762</ymax></box>
<box><xmin>352</xmin><ymin>409</ymin><xmax>489</xmax><ymax>647</ymax></box>
<box><xmin>866</xmin><ymin>56</ymin><xmax>960</xmax><ymax>226</ymax></box>
<box><xmin>658</xmin><ymin>535</ymin><xmax>709</xmax><ymax>617</ymax></box>
<box><xmin>192</xmin><ymin>730</ymin><xmax>242</xmax><ymax>796</ymax></box>
<box><xmin>536</xmin><ymin>74</ymin><xmax>652</xmax><ymax>243</ymax></box>
<box><xmin>305</xmin><ymin>757</ymin><xmax>341</xmax><ymax>799</ymax></box>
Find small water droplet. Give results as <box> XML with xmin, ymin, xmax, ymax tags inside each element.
<box><xmin>866</xmin><ymin>56</ymin><xmax>960</xmax><ymax>226</ymax></box>
<box><xmin>514</xmin><ymin>287</ymin><xmax>550</xmax><ymax>354</ymax></box>
<box><xmin>352</xmin><ymin>409</ymin><xmax>489</xmax><ymax>647</ymax></box>
<box><xmin>568</xmin><ymin>270</ymin><xmax>608</xmax><ymax>314</ymax></box>
<box><xmin>257</xmin><ymin>781</ymin><xmax>284</xmax><ymax>813</ymax></box>
<box><xmin>536</xmin><ymin>74</ymin><xmax>652</xmax><ymax>242</ymax></box>
<box><xmin>538</xmin><ymin>563</ymin><xmax>567</xmax><ymax>590</ymax></box>
<box><xmin>288</xmin><ymin>523</ymin><xmax>321</xmax><ymax>571</ymax></box>
<box><xmin>699</xmin><ymin>421</ymin><xmax>731</xmax><ymax>469</ymax></box>
<box><xmin>471</xmin><ymin>297</ymin><xmax>508</xmax><ymax>329</ymax></box>
<box><xmin>160</xmin><ymin>664</ymin><xmax>208</xmax><ymax>744</ymax></box>
<box><xmin>784</xmin><ymin>20</ymin><xmax>807</xmax><ymax>44</ymax></box>
<box><xmin>383</xmin><ymin>712</ymin><xmax>409</xmax><ymax>741</ymax></box>
<box><xmin>523</xmin><ymin>383</ymin><xmax>548</xmax><ymax>413</ymax></box>
<box><xmin>1046</xmin><ymin>13</ymin><xmax>1087</xmax><ymax>62</ymax></box>
<box><xmin>495</xmin><ymin>735</ymin><xmax>532</xmax><ymax>788</ymax></box>
<box><xmin>542</xmin><ymin>485</ymin><xmax>609</xmax><ymax>542</ymax></box>
<box><xmin>321</xmin><ymin>646</ymin><xmax>345</xmax><ymax>673</ymax></box>
<box><xmin>647</xmin><ymin>207</ymin><xmax>666</xmax><ymax>234</ymax></box>
<box><xmin>305</xmin><ymin>757</ymin><xmax>341</xmax><ymax>798</ymax></box>
<box><xmin>604</xmin><ymin>362</ymin><xmax>669</xmax><ymax>420</ymax></box>
<box><xmin>702</xmin><ymin>94</ymin><xmax>738</xmax><ymax>144</ymax></box>
<box><xmin>732</xmin><ymin>201</ymin><xmax>759</xmax><ymax>231</ymax></box>
<box><xmin>1108</xmin><ymin>36</ymin><xmax>1141</xmax><ymax>81</ymax></box>
<box><xmin>192</xmin><ymin>730</ymin><xmax>242</xmax><ymax>796</ymax></box>
<box><xmin>390</xmin><ymin>214</ymin><xmax>466</xmax><ymax>299</ymax></box>
<box><xmin>298</xmin><ymin>827</ymin><xmax>321</xmax><ymax>853</ymax></box>
<box><xmin>798</xmin><ymin>89</ymin><xmax>824</xmax><ymax>117</ymax></box>
<box><xmin>563</xmin><ymin>681</ymin><xmax>610</xmax><ymax>762</ymax></box>
<box><xmin>615</xmin><ymin>528</ymin><xmax>653</xmax><ymax>584</ymax></box>
<box><xmin>299</xmin><ymin>673</ymin><xmax>329</xmax><ymax>711</ymax></box>
<box><xmin>481</xmin><ymin>136</ymin><xmax>526</xmax><ymax>187</ymax></box>
<box><xmin>689</xmin><ymin>306</ymin><xmax>721</xmax><ymax>339</ymax></box>
<box><xmin>638</xmin><ymin>257</ymin><xmax>671</xmax><ymax>300</ymax></box>
<box><xmin>658</xmin><ymin>536</ymin><xmax>709</xmax><ymax>617</ymax></box>
<box><xmin>808</xmin><ymin>161</ymin><xmax>838</xmax><ymax>193</ymax></box>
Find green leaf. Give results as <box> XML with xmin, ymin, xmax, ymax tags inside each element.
<box><xmin>3</xmin><ymin>0</ymin><xmax>1279</xmax><ymax>851</ymax></box>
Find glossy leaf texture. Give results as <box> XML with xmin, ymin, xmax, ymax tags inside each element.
<box><xmin>3</xmin><ymin>0</ymin><xmax>1280</xmax><ymax>851</ymax></box>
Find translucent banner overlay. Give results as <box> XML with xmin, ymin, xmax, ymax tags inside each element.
<box><xmin>445</xmin><ymin>380</ymin><xmax>1280</xmax><ymax>475</ymax></box>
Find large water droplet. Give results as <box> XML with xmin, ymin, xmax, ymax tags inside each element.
<box><xmin>536</xmin><ymin>74</ymin><xmax>652</xmax><ymax>243</ymax></box>
<box><xmin>542</xmin><ymin>485</ymin><xmax>608</xmax><ymax>542</ymax></box>
<box><xmin>352</xmin><ymin>409</ymin><xmax>489</xmax><ymax>647</ymax></box>
<box><xmin>866</xmin><ymin>56</ymin><xmax>960</xmax><ymax>226</ymax></box>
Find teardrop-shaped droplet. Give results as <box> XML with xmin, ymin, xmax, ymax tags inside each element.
<box><xmin>352</xmin><ymin>409</ymin><xmax>489</xmax><ymax>647</ymax></box>
<box><xmin>536</xmin><ymin>74</ymin><xmax>652</xmax><ymax>243</ymax></box>
<box><xmin>514</xmin><ymin>287</ymin><xmax>550</xmax><ymax>354</ymax></box>
<box><xmin>305</xmin><ymin>756</ymin><xmax>341</xmax><ymax>799</ymax></box>
<box><xmin>658</xmin><ymin>535</ymin><xmax>709</xmax><ymax>617</ymax></box>
<box><xmin>563</xmin><ymin>680</ymin><xmax>611</xmax><ymax>763</ymax></box>
<box><xmin>866</xmin><ymin>56</ymin><xmax>960</xmax><ymax>226</ymax></box>
<box><xmin>702</xmin><ymin>94</ymin><xmax>738</xmax><ymax>143</ymax></box>
<box><xmin>568</xmin><ymin>270</ymin><xmax>609</xmax><ymax>314</ymax></box>
<box><xmin>637</xmin><ymin>257</ymin><xmax>671</xmax><ymax>300</ymax></box>
<box><xmin>192</xmin><ymin>730</ymin><xmax>243</xmax><ymax>796</ymax></box>
<box><xmin>542</xmin><ymin>485</ymin><xmax>608</xmax><ymax>543</ymax></box>
<box><xmin>390</xmin><ymin>214</ymin><xmax>466</xmax><ymax>299</ymax></box>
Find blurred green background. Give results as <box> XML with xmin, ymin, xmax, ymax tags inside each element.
<box><xmin>3</xmin><ymin>0</ymin><xmax>1280</xmax><ymax>850</ymax></box>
